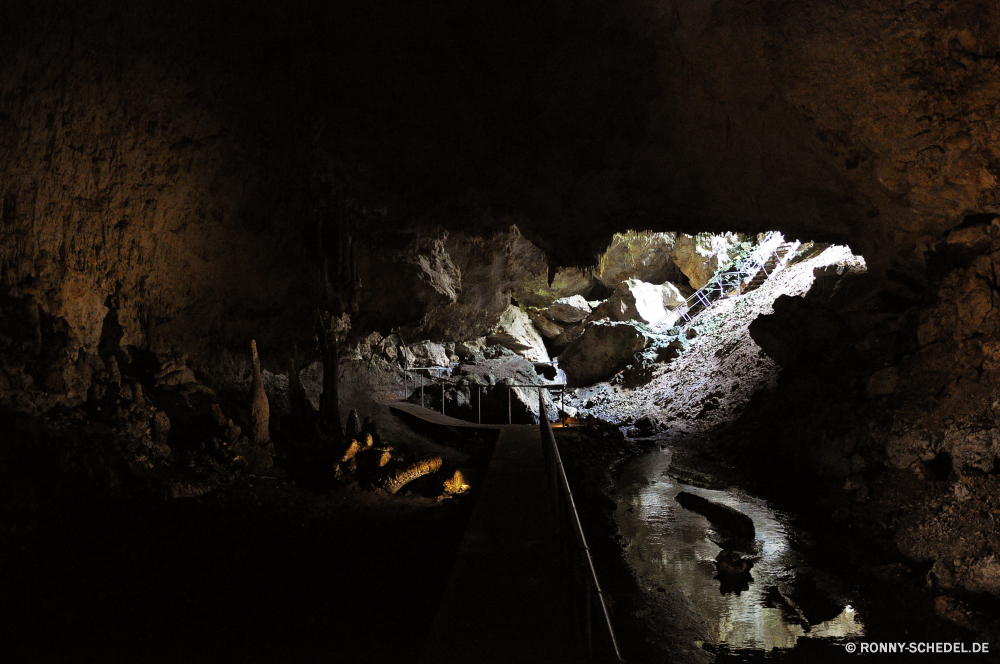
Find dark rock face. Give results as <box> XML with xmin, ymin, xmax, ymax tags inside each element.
<box><xmin>559</xmin><ymin>321</ymin><xmax>649</xmax><ymax>386</ymax></box>
<box><xmin>675</xmin><ymin>491</ymin><xmax>756</xmax><ymax>541</ymax></box>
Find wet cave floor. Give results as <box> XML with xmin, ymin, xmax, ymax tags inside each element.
<box><xmin>0</xmin><ymin>420</ymin><xmax>498</xmax><ymax>663</ymax></box>
<box><xmin>555</xmin><ymin>426</ymin><xmax>988</xmax><ymax>664</ymax></box>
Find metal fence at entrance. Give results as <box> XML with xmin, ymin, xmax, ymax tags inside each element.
<box><xmin>399</xmin><ymin>365</ymin><xmax>570</xmax><ymax>426</ymax></box>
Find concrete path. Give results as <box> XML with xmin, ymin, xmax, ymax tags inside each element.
<box><xmin>388</xmin><ymin>402</ymin><xmax>580</xmax><ymax>663</ymax></box>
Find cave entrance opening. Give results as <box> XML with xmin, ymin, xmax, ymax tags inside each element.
<box><xmin>372</xmin><ymin>229</ymin><xmax>865</xmax><ymax>434</ymax></box>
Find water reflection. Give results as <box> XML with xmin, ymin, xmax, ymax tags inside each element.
<box><xmin>615</xmin><ymin>448</ymin><xmax>865</xmax><ymax>652</ymax></box>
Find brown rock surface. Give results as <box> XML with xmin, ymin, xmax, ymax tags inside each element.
<box><xmin>559</xmin><ymin>320</ymin><xmax>649</xmax><ymax>386</ymax></box>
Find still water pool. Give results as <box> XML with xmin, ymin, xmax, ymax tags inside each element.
<box><xmin>613</xmin><ymin>446</ymin><xmax>864</xmax><ymax>656</ymax></box>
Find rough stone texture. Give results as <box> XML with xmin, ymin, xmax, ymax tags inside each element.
<box><xmin>661</xmin><ymin>282</ymin><xmax>687</xmax><ymax>309</ymax></box>
<box><xmin>559</xmin><ymin>321</ymin><xmax>648</xmax><ymax>386</ymax></box>
<box><xmin>542</xmin><ymin>295</ymin><xmax>592</xmax><ymax>324</ymax></box>
<box><xmin>594</xmin><ymin>231</ymin><xmax>680</xmax><ymax>288</ymax></box>
<box><xmin>249</xmin><ymin>340</ymin><xmax>270</xmax><ymax>444</ymax></box>
<box><xmin>528</xmin><ymin>311</ymin><xmax>563</xmax><ymax>340</ymax></box>
<box><xmin>671</xmin><ymin>233</ymin><xmax>742</xmax><ymax>290</ymax></box>
<box><xmin>404</xmin><ymin>341</ymin><xmax>451</xmax><ymax>369</ymax></box>
<box><xmin>487</xmin><ymin>305</ymin><xmax>550</xmax><ymax>363</ymax></box>
<box><xmin>586</xmin><ymin>279</ymin><xmax>674</xmax><ymax>327</ymax></box>
<box><xmin>513</xmin><ymin>267</ymin><xmax>594</xmax><ymax>309</ymax></box>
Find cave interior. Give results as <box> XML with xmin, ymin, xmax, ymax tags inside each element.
<box><xmin>3</xmin><ymin>1</ymin><xmax>1000</xmax><ymax>661</ymax></box>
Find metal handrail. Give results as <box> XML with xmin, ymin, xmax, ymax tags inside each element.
<box><xmin>650</xmin><ymin>232</ymin><xmax>796</xmax><ymax>332</ymax></box>
<box><xmin>538</xmin><ymin>388</ymin><xmax>624</xmax><ymax>663</ymax></box>
<box><xmin>399</xmin><ymin>363</ymin><xmax>570</xmax><ymax>425</ymax></box>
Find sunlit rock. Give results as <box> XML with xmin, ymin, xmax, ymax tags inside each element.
<box><xmin>595</xmin><ymin>231</ymin><xmax>678</xmax><ymax>288</ymax></box>
<box><xmin>487</xmin><ymin>305</ymin><xmax>550</xmax><ymax>363</ymax></box>
<box><xmin>405</xmin><ymin>340</ymin><xmax>451</xmax><ymax>368</ymax></box>
<box><xmin>542</xmin><ymin>295</ymin><xmax>592</xmax><ymax>323</ymax></box>
<box><xmin>672</xmin><ymin>233</ymin><xmax>742</xmax><ymax>290</ymax></box>
<box><xmin>513</xmin><ymin>266</ymin><xmax>594</xmax><ymax>308</ymax></box>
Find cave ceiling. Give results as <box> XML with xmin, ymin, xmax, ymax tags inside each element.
<box><xmin>1</xmin><ymin>0</ymin><xmax>999</xmax><ymax>355</ymax></box>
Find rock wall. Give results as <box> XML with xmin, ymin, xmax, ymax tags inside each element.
<box><xmin>742</xmin><ymin>222</ymin><xmax>1000</xmax><ymax>601</ymax></box>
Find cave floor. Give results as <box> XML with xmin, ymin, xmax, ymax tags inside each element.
<box><xmin>1</xmin><ymin>446</ymin><xmax>485</xmax><ymax>662</ymax></box>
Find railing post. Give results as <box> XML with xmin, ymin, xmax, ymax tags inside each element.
<box><xmin>478</xmin><ymin>385</ymin><xmax>481</xmax><ymax>424</ymax></box>
<box><xmin>402</xmin><ymin>372</ymin><xmax>406</xmax><ymax>401</ymax></box>
<box><xmin>442</xmin><ymin>381</ymin><xmax>446</xmax><ymax>415</ymax></box>
<box><xmin>508</xmin><ymin>385</ymin><xmax>511</xmax><ymax>424</ymax></box>
<box><xmin>420</xmin><ymin>376</ymin><xmax>424</xmax><ymax>407</ymax></box>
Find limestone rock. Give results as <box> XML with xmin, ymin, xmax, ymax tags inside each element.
<box><xmin>487</xmin><ymin>305</ymin><xmax>550</xmax><ymax>363</ymax></box>
<box><xmin>528</xmin><ymin>311</ymin><xmax>564</xmax><ymax>340</ymax></box>
<box><xmin>661</xmin><ymin>281</ymin><xmax>687</xmax><ymax>308</ymax></box>
<box><xmin>617</xmin><ymin>279</ymin><xmax>670</xmax><ymax>325</ymax></box>
<box><xmin>249</xmin><ymin>340</ymin><xmax>270</xmax><ymax>444</ymax></box>
<box><xmin>559</xmin><ymin>320</ymin><xmax>648</xmax><ymax>385</ymax></box>
<box><xmin>382</xmin><ymin>456</ymin><xmax>443</xmax><ymax>495</ymax></box>
<box><xmin>672</xmin><ymin>233</ymin><xmax>742</xmax><ymax>290</ymax></box>
<box><xmin>595</xmin><ymin>231</ymin><xmax>678</xmax><ymax>288</ymax></box>
<box><xmin>454</xmin><ymin>338</ymin><xmax>487</xmax><ymax>360</ymax></box>
<box><xmin>543</xmin><ymin>295</ymin><xmax>592</xmax><ymax>323</ymax></box>
<box><xmin>405</xmin><ymin>340</ymin><xmax>451</xmax><ymax>368</ymax></box>
<box><xmin>513</xmin><ymin>266</ymin><xmax>594</xmax><ymax>308</ymax></box>
<box><xmin>443</xmin><ymin>469</ymin><xmax>471</xmax><ymax>495</ymax></box>
<box><xmin>552</xmin><ymin>322</ymin><xmax>586</xmax><ymax>351</ymax></box>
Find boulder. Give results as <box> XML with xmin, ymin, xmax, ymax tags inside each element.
<box><xmin>513</xmin><ymin>266</ymin><xmax>595</xmax><ymax>308</ymax></box>
<box><xmin>559</xmin><ymin>320</ymin><xmax>648</xmax><ymax>385</ymax></box>
<box><xmin>595</xmin><ymin>231</ymin><xmax>679</xmax><ymax>288</ymax></box>
<box><xmin>619</xmin><ymin>279</ymin><xmax>670</xmax><ymax>325</ymax></box>
<box><xmin>661</xmin><ymin>281</ymin><xmax>687</xmax><ymax>308</ymax></box>
<box><xmin>589</xmin><ymin>280</ymin><xmax>671</xmax><ymax>326</ymax></box>
<box><xmin>405</xmin><ymin>340</ymin><xmax>451</xmax><ymax>368</ymax></box>
<box><xmin>552</xmin><ymin>321</ymin><xmax>586</xmax><ymax>351</ymax></box>
<box><xmin>675</xmin><ymin>491</ymin><xmax>755</xmax><ymax>540</ymax></box>
<box><xmin>672</xmin><ymin>233</ymin><xmax>742</xmax><ymax>290</ymax></box>
<box><xmin>543</xmin><ymin>295</ymin><xmax>592</xmax><ymax>323</ymax></box>
<box><xmin>454</xmin><ymin>337</ymin><xmax>487</xmax><ymax>360</ymax></box>
<box><xmin>528</xmin><ymin>311</ymin><xmax>564</xmax><ymax>340</ymax></box>
<box><xmin>487</xmin><ymin>305</ymin><xmax>550</xmax><ymax>363</ymax></box>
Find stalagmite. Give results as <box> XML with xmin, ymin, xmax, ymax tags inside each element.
<box><xmin>250</xmin><ymin>340</ymin><xmax>270</xmax><ymax>444</ymax></box>
<box><xmin>442</xmin><ymin>469</ymin><xmax>471</xmax><ymax>495</ymax></box>
<box><xmin>382</xmin><ymin>457</ymin><xmax>443</xmax><ymax>495</ymax></box>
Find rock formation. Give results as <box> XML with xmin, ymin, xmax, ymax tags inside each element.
<box><xmin>595</xmin><ymin>232</ymin><xmax>681</xmax><ymax>288</ymax></box>
<box><xmin>671</xmin><ymin>233</ymin><xmax>743</xmax><ymax>290</ymax></box>
<box><xmin>249</xmin><ymin>340</ymin><xmax>270</xmax><ymax>444</ymax></box>
<box><xmin>487</xmin><ymin>305</ymin><xmax>550</xmax><ymax>363</ymax></box>
<box><xmin>559</xmin><ymin>321</ymin><xmax>649</xmax><ymax>386</ymax></box>
<box><xmin>542</xmin><ymin>295</ymin><xmax>592</xmax><ymax>324</ymax></box>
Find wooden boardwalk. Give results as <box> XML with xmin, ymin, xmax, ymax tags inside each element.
<box><xmin>387</xmin><ymin>402</ymin><xmax>580</xmax><ymax>663</ymax></box>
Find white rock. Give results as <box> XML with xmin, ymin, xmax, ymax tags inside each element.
<box><xmin>487</xmin><ymin>305</ymin><xmax>550</xmax><ymax>363</ymax></box>
<box><xmin>405</xmin><ymin>340</ymin><xmax>451</xmax><ymax>368</ymax></box>
<box><xmin>661</xmin><ymin>281</ymin><xmax>687</xmax><ymax>308</ymax></box>
<box><xmin>543</xmin><ymin>295</ymin><xmax>592</xmax><ymax>323</ymax></box>
<box><xmin>672</xmin><ymin>233</ymin><xmax>742</xmax><ymax>290</ymax></box>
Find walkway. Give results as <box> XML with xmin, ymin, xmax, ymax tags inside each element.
<box><xmin>387</xmin><ymin>402</ymin><xmax>580</xmax><ymax>663</ymax></box>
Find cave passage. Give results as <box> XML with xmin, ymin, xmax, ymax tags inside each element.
<box><xmin>8</xmin><ymin>2</ymin><xmax>1000</xmax><ymax>659</ymax></box>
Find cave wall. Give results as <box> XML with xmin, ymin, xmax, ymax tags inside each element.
<box><xmin>2</xmin><ymin>0</ymin><xmax>1000</xmax><ymax>403</ymax></box>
